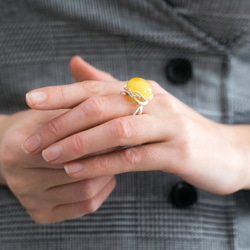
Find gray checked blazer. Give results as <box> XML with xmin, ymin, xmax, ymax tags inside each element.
<box><xmin>1</xmin><ymin>0</ymin><xmax>250</xmax><ymax>249</ymax></box>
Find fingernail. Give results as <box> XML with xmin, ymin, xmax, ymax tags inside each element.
<box><xmin>42</xmin><ymin>145</ymin><xmax>62</xmax><ymax>162</ymax></box>
<box><xmin>64</xmin><ymin>163</ymin><xmax>83</xmax><ymax>174</ymax></box>
<box><xmin>22</xmin><ymin>135</ymin><xmax>41</xmax><ymax>153</ymax></box>
<box><xmin>26</xmin><ymin>91</ymin><xmax>47</xmax><ymax>106</ymax></box>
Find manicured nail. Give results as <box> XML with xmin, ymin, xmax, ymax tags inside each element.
<box><xmin>64</xmin><ymin>163</ymin><xmax>83</xmax><ymax>174</ymax></box>
<box><xmin>42</xmin><ymin>145</ymin><xmax>62</xmax><ymax>162</ymax></box>
<box><xmin>22</xmin><ymin>135</ymin><xmax>41</xmax><ymax>153</ymax></box>
<box><xmin>26</xmin><ymin>91</ymin><xmax>47</xmax><ymax>106</ymax></box>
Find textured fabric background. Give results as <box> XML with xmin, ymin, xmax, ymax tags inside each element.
<box><xmin>0</xmin><ymin>0</ymin><xmax>250</xmax><ymax>249</ymax></box>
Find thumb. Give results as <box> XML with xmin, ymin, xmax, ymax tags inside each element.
<box><xmin>69</xmin><ymin>56</ymin><xmax>117</xmax><ymax>82</ymax></box>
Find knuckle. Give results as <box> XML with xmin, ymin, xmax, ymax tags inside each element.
<box><xmin>156</xmin><ymin>94</ymin><xmax>167</xmax><ymax>105</ymax></box>
<box><xmin>71</xmin><ymin>134</ymin><xmax>84</xmax><ymax>153</ymax></box>
<box><xmin>86</xmin><ymin>81</ymin><xmax>103</xmax><ymax>95</ymax></box>
<box><xmin>82</xmin><ymin>97</ymin><xmax>106</xmax><ymax>117</ymax></box>
<box><xmin>122</xmin><ymin>147</ymin><xmax>141</xmax><ymax>167</ymax></box>
<box><xmin>55</xmin><ymin>86</ymin><xmax>68</xmax><ymax>102</ymax></box>
<box><xmin>147</xmin><ymin>80</ymin><xmax>157</xmax><ymax>87</ymax></box>
<box><xmin>7</xmin><ymin>177</ymin><xmax>29</xmax><ymax>195</ymax></box>
<box><xmin>159</xmin><ymin>94</ymin><xmax>178</xmax><ymax>112</ymax></box>
<box><xmin>79</xmin><ymin>181</ymin><xmax>96</xmax><ymax>200</ymax></box>
<box><xmin>85</xmin><ymin>199</ymin><xmax>99</xmax><ymax>214</ymax></box>
<box><xmin>110</xmin><ymin>118</ymin><xmax>135</xmax><ymax>142</ymax></box>
<box><xmin>155</xmin><ymin>93</ymin><xmax>182</xmax><ymax>113</ymax></box>
<box><xmin>92</xmin><ymin>157</ymin><xmax>108</xmax><ymax>173</ymax></box>
<box><xmin>46</xmin><ymin>118</ymin><xmax>63</xmax><ymax>138</ymax></box>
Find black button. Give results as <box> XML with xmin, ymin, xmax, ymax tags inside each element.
<box><xmin>171</xmin><ymin>181</ymin><xmax>197</xmax><ymax>209</ymax></box>
<box><xmin>166</xmin><ymin>58</ymin><xmax>192</xmax><ymax>84</ymax></box>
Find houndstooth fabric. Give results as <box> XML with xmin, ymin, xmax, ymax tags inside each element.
<box><xmin>1</xmin><ymin>0</ymin><xmax>250</xmax><ymax>249</ymax></box>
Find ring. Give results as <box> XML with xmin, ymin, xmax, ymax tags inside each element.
<box><xmin>122</xmin><ymin>77</ymin><xmax>153</xmax><ymax>115</ymax></box>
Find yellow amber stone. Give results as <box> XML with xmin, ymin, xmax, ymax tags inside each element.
<box><xmin>126</xmin><ymin>77</ymin><xmax>153</xmax><ymax>100</ymax></box>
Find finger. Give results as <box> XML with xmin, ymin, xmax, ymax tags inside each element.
<box><xmin>8</xmin><ymin>168</ymin><xmax>82</xmax><ymax>195</ymax></box>
<box><xmin>25</xmin><ymin>80</ymin><xmax>125</xmax><ymax>110</ymax></box>
<box><xmin>69</xmin><ymin>56</ymin><xmax>117</xmax><ymax>82</ymax></box>
<box><xmin>23</xmin><ymin>83</ymin><xmax>166</xmax><ymax>155</ymax></box>
<box><xmin>22</xmin><ymin>94</ymin><xmax>142</xmax><ymax>154</ymax></box>
<box><xmin>45</xmin><ymin>176</ymin><xmax>115</xmax><ymax>205</ymax></box>
<box><xmin>26</xmin><ymin>56</ymin><xmax>117</xmax><ymax>110</ymax></box>
<box><xmin>19</xmin><ymin>176</ymin><xmax>115</xmax><ymax>212</ymax></box>
<box><xmin>32</xmin><ymin>168</ymin><xmax>80</xmax><ymax>188</ymax></box>
<box><xmin>31</xmin><ymin>177</ymin><xmax>116</xmax><ymax>224</ymax></box>
<box><xmin>42</xmin><ymin>115</ymin><xmax>169</xmax><ymax>164</ymax></box>
<box><xmin>64</xmin><ymin>143</ymin><xmax>183</xmax><ymax>179</ymax></box>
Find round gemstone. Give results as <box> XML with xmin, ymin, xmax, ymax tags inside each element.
<box><xmin>126</xmin><ymin>77</ymin><xmax>153</xmax><ymax>100</ymax></box>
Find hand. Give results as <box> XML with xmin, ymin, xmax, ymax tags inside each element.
<box><xmin>0</xmin><ymin>57</ymin><xmax>116</xmax><ymax>224</ymax></box>
<box><xmin>23</xmin><ymin>58</ymin><xmax>249</xmax><ymax>195</ymax></box>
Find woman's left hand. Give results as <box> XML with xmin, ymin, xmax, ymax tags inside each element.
<box><xmin>22</xmin><ymin>59</ymin><xmax>250</xmax><ymax>195</ymax></box>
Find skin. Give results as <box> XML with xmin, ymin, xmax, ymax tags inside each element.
<box><xmin>1</xmin><ymin>56</ymin><xmax>250</xmax><ymax>224</ymax></box>
<box><xmin>22</xmin><ymin>57</ymin><xmax>250</xmax><ymax>198</ymax></box>
<box><xmin>0</xmin><ymin>57</ymin><xmax>116</xmax><ymax>224</ymax></box>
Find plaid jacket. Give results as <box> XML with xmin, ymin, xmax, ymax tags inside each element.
<box><xmin>1</xmin><ymin>0</ymin><xmax>250</xmax><ymax>249</ymax></box>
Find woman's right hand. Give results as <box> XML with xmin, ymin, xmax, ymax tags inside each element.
<box><xmin>0</xmin><ymin>57</ymin><xmax>117</xmax><ymax>224</ymax></box>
